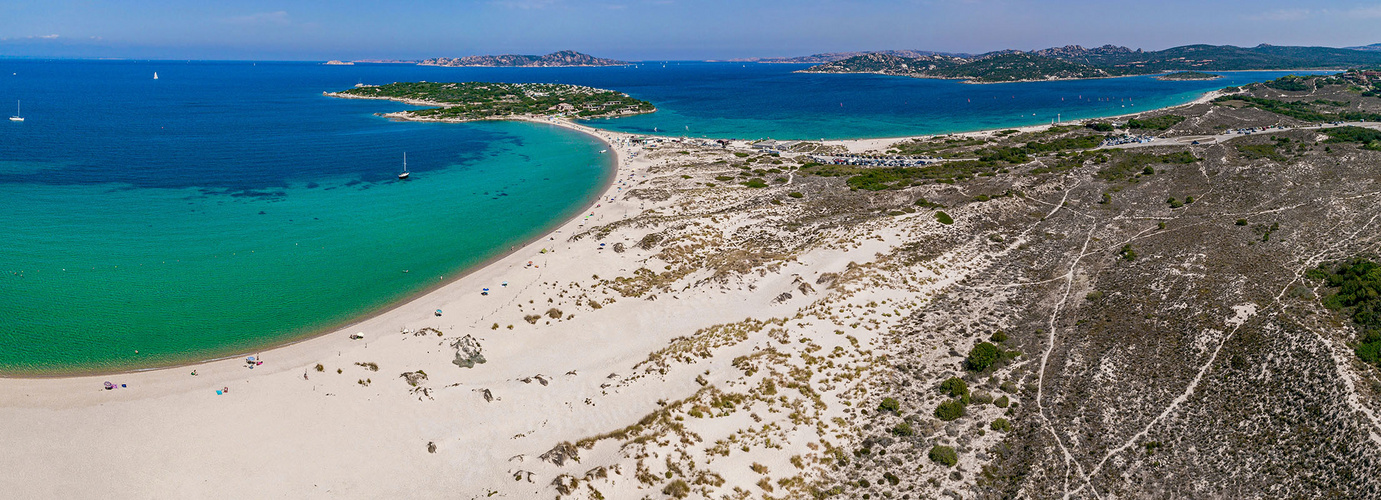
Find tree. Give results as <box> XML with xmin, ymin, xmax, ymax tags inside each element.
<box><xmin>935</xmin><ymin>400</ymin><xmax>966</xmax><ymax>421</ymax></box>
<box><xmin>929</xmin><ymin>445</ymin><xmax>959</xmax><ymax>467</ymax></box>
<box><xmin>939</xmin><ymin>377</ymin><xmax>969</xmax><ymax>401</ymax></box>
<box><xmin>966</xmin><ymin>342</ymin><xmax>1001</xmax><ymax>371</ymax></box>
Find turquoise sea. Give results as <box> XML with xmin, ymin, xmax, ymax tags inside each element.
<box><xmin>0</xmin><ymin>60</ymin><xmax>1317</xmax><ymax>374</ymax></box>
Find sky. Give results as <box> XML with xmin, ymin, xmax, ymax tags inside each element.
<box><xmin>1</xmin><ymin>0</ymin><xmax>1380</xmax><ymax>61</ymax></box>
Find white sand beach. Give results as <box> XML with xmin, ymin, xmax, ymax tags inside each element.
<box><xmin>0</xmin><ymin>116</ymin><xmax>969</xmax><ymax>498</ymax></box>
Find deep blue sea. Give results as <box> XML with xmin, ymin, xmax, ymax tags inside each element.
<box><xmin>0</xmin><ymin>59</ymin><xmax>1317</xmax><ymax>373</ymax></box>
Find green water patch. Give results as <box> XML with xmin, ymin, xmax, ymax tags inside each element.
<box><xmin>0</xmin><ymin>122</ymin><xmax>612</xmax><ymax>375</ymax></box>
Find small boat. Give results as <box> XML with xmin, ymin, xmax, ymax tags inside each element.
<box><xmin>9</xmin><ymin>100</ymin><xmax>22</xmax><ymax>122</ymax></box>
<box><xmin>153</xmin><ymin>72</ymin><xmax>158</xmax><ymax>80</ymax></box>
<box><xmin>398</xmin><ymin>152</ymin><xmax>410</xmax><ymax>179</ymax></box>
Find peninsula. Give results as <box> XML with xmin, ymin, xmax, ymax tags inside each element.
<box><xmin>326</xmin><ymin>81</ymin><xmax>655</xmax><ymax>121</ymax></box>
<box><xmin>801</xmin><ymin>43</ymin><xmax>1381</xmax><ymax>83</ymax></box>
<box><xmin>1154</xmin><ymin>71</ymin><xmax>1221</xmax><ymax>80</ymax></box>
<box><xmin>419</xmin><ymin>50</ymin><xmax>626</xmax><ymax>67</ymax></box>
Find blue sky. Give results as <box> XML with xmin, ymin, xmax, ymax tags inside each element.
<box><xmin>2</xmin><ymin>0</ymin><xmax>1379</xmax><ymax>60</ymax></box>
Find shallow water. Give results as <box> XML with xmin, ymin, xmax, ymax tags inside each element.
<box><xmin>0</xmin><ymin>60</ymin><xmax>612</xmax><ymax>373</ymax></box>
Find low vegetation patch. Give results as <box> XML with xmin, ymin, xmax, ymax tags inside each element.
<box><xmin>1308</xmin><ymin>259</ymin><xmax>1381</xmax><ymax>366</ymax></box>
<box><xmin>1126</xmin><ymin>114</ymin><xmax>1185</xmax><ymax>131</ymax></box>
<box><xmin>1096</xmin><ymin>151</ymin><xmax>1197</xmax><ymax>182</ymax></box>
<box><xmin>1323</xmin><ymin>126</ymin><xmax>1381</xmax><ymax>151</ymax></box>
<box><xmin>929</xmin><ymin>445</ymin><xmax>959</xmax><ymax>467</ymax></box>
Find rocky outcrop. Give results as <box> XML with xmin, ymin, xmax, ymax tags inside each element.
<box><xmin>539</xmin><ymin>442</ymin><xmax>580</xmax><ymax>467</ymax></box>
<box><xmin>451</xmin><ymin>335</ymin><xmax>486</xmax><ymax>368</ymax></box>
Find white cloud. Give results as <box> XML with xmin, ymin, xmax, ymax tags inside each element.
<box><xmin>491</xmin><ymin>0</ymin><xmax>561</xmax><ymax>9</ymax></box>
<box><xmin>224</xmin><ymin>11</ymin><xmax>291</xmax><ymax>26</ymax></box>
<box><xmin>1247</xmin><ymin>8</ymin><xmax>1312</xmax><ymax>21</ymax></box>
<box><xmin>37</xmin><ymin>34</ymin><xmax>59</xmax><ymax>39</ymax></box>
<box><xmin>1349</xmin><ymin>5</ymin><xmax>1381</xmax><ymax>18</ymax></box>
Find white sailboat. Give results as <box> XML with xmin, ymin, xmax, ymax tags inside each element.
<box><xmin>153</xmin><ymin>72</ymin><xmax>159</xmax><ymax>80</ymax></box>
<box><xmin>398</xmin><ymin>152</ymin><xmax>409</xmax><ymax>179</ymax></box>
<box><xmin>8</xmin><ymin>100</ymin><xmax>22</xmax><ymax>122</ymax></box>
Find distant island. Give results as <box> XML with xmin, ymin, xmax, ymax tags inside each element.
<box><xmin>734</xmin><ymin>50</ymin><xmax>972</xmax><ymax>64</ymax></box>
<box><xmin>323</xmin><ymin>60</ymin><xmax>353</xmax><ymax>66</ymax></box>
<box><xmin>1155</xmin><ymin>71</ymin><xmax>1221</xmax><ymax>81</ymax></box>
<box><xmin>326</xmin><ymin>81</ymin><xmax>654</xmax><ymax>122</ymax></box>
<box><xmin>800</xmin><ymin>43</ymin><xmax>1381</xmax><ymax>83</ymax></box>
<box><xmin>419</xmin><ymin>50</ymin><xmax>627</xmax><ymax>68</ymax></box>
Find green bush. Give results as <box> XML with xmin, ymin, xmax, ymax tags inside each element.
<box><xmin>939</xmin><ymin>377</ymin><xmax>969</xmax><ymax>400</ymax></box>
<box><xmin>1119</xmin><ymin>244</ymin><xmax>1137</xmax><ymax>261</ymax></box>
<box><xmin>929</xmin><ymin>445</ymin><xmax>959</xmax><ymax>467</ymax></box>
<box><xmin>990</xmin><ymin>418</ymin><xmax>1013</xmax><ymax>432</ymax></box>
<box><xmin>994</xmin><ymin>395</ymin><xmax>1010</xmax><ymax>408</ymax></box>
<box><xmin>878</xmin><ymin>397</ymin><xmax>900</xmax><ymax>413</ymax></box>
<box><xmin>934</xmin><ymin>400</ymin><xmax>966</xmax><ymax>421</ymax></box>
<box><xmin>935</xmin><ymin>211</ymin><xmax>954</xmax><ymax>225</ymax></box>
<box><xmin>787</xmin><ymin>191</ymin><xmax>803</xmax><ymax>198</ymax></box>
<box><xmin>891</xmin><ymin>422</ymin><xmax>915</xmax><ymax>437</ymax></box>
<box><xmin>966</xmin><ymin>342</ymin><xmax>1001</xmax><ymax>371</ymax></box>
<box><xmin>990</xmin><ymin>330</ymin><xmax>1008</xmax><ymax>342</ymax></box>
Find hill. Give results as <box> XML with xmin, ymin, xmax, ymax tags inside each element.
<box><xmin>927</xmin><ymin>52</ymin><xmax>1107</xmax><ymax>82</ymax></box>
<box><xmin>743</xmin><ymin>50</ymin><xmax>973</xmax><ymax>64</ymax></box>
<box><xmin>800</xmin><ymin>43</ymin><xmax>1381</xmax><ymax>82</ymax></box>
<box><xmin>419</xmin><ymin>50</ymin><xmax>627</xmax><ymax>67</ymax></box>
<box><xmin>802</xmin><ymin>53</ymin><xmax>965</xmax><ymax>76</ymax></box>
<box><xmin>1347</xmin><ymin>43</ymin><xmax>1381</xmax><ymax>51</ymax></box>
<box><xmin>802</xmin><ymin>52</ymin><xmax>1103</xmax><ymax>83</ymax></box>
<box><xmin>1050</xmin><ymin>44</ymin><xmax>1381</xmax><ymax>74</ymax></box>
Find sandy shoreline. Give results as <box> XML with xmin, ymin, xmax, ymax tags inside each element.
<box><xmin>0</xmin><ymin>116</ymin><xmax>621</xmax><ymax>380</ymax></box>
<box><xmin>1</xmin><ymin>107</ymin><xmax>878</xmax><ymax>497</ymax></box>
<box><xmin>0</xmin><ymin>117</ymin><xmax>632</xmax><ymax>381</ymax></box>
<box><xmin>819</xmin><ymin>88</ymin><xmax>1226</xmax><ymax>153</ymax></box>
<box><xmin>4</xmin><ymin>84</ymin><xmax>1219</xmax><ymax>380</ymax></box>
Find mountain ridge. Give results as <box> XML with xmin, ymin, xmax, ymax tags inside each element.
<box><xmin>799</xmin><ymin>43</ymin><xmax>1381</xmax><ymax>83</ymax></box>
